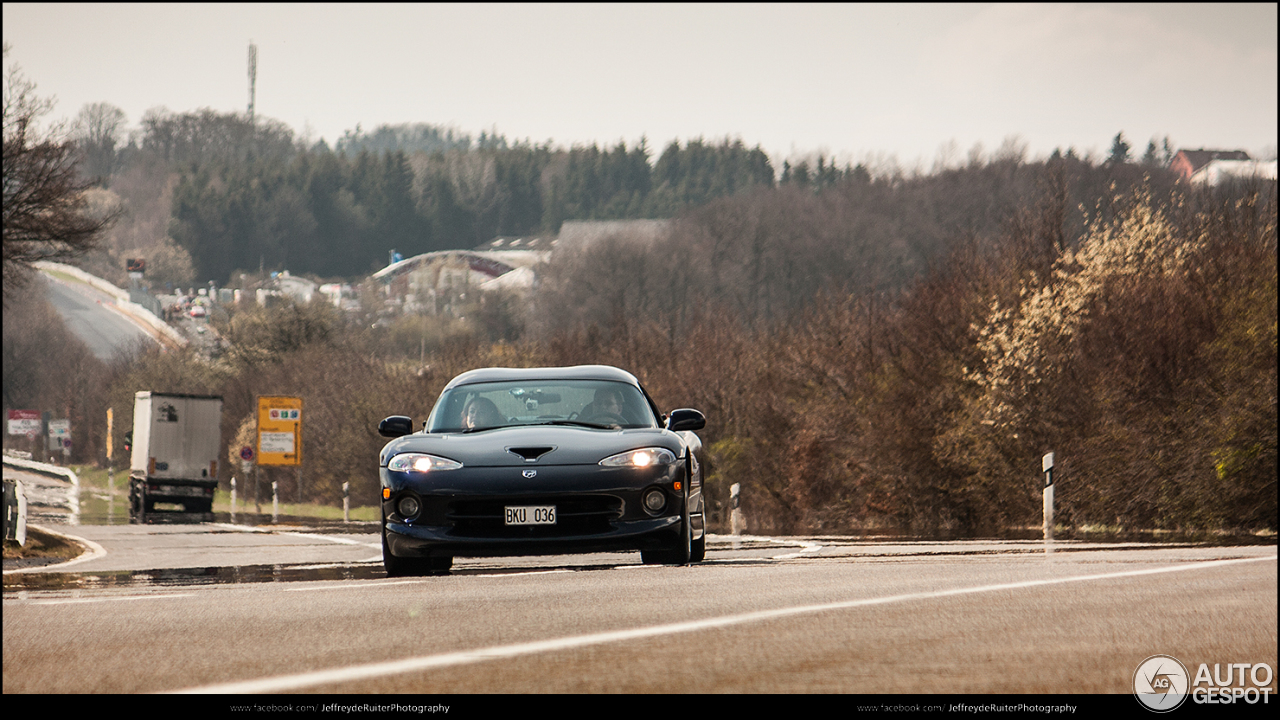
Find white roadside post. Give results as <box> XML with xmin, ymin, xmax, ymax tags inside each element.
<box><xmin>343</xmin><ymin>482</ymin><xmax>350</xmax><ymax>523</ymax></box>
<box><xmin>106</xmin><ymin>408</ymin><xmax>114</xmax><ymax>524</ymax></box>
<box><xmin>272</xmin><ymin>480</ymin><xmax>279</xmax><ymax>524</ymax></box>
<box><xmin>230</xmin><ymin>476</ymin><xmax>237</xmax><ymax>524</ymax></box>
<box><xmin>729</xmin><ymin>482</ymin><xmax>745</xmax><ymax>550</ymax></box>
<box><xmin>1042</xmin><ymin>452</ymin><xmax>1055</xmax><ymax>554</ymax></box>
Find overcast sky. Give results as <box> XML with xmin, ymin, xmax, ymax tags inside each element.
<box><xmin>4</xmin><ymin>3</ymin><xmax>1277</xmax><ymax>170</ymax></box>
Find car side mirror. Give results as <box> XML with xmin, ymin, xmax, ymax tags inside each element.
<box><xmin>665</xmin><ymin>408</ymin><xmax>705</xmax><ymax>432</ymax></box>
<box><xmin>378</xmin><ymin>415</ymin><xmax>414</xmax><ymax>438</ymax></box>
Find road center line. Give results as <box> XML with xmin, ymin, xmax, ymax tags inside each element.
<box><xmin>169</xmin><ymin>554</ymin><xmax>1275</xmax><ymax>694</ymax></box>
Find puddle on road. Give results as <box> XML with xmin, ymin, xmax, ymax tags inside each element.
<box><xmin>3</xmin><ymin>562</ymin><xmax>389</xmax><ymax>594</ymax></box>
<box><xmin>2</xmin><ymin>558</ymin><xmax>649</xmax><ymax>595</ymax></box>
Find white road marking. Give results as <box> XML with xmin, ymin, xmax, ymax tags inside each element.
<box><xmin>211</xmin><ymin>523</ymin><xmax>270</xmax><ymax>533</ymax></box>
<box><xmin>284</xmin><ymin>580</ymin><xmax>429</xmax><ymax>592</ymax></box>
<box><xmin>279</xmin><ymin>532</ymin><xmax>380</xmax><ymax>549</ymax></box>
<box><xmin>771</xmin><ymin>538</ymin><xmax>824</xmax><ymax>559</ymax></box>
<box><xmin>282</xmin><ymin>568</ymin><xmax>575</xmax><ymax>592</ymax></box>
<box><xmin>169</xmin><ymin>554</ymin><xmax>1276</xmax><ymax>694</ymax></box>
<box><xmin>471</xmin><ymin>569</ymin><xmax>575</xmax><ymax>578</ymax></box>
<box><xmin>213</xmin><ymin>523</ymin><xmax>381</xmax><ymax>548</ymax></box>
<box><xmin>29</xmin><ymin>593</ymin><xmax>194</xmax><ymax>605</ymax></box>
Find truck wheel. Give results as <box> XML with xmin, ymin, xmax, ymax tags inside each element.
<box><xmin>129</xmin><ymin>480</ymin><xmax>144</xmax><ymax>523</ymax></box>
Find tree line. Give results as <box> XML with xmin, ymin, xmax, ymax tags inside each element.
<box><xmin>4</xmin><ymin>55</ymin><xmax>1272</xmax><ymax>535</ymax></box>
<box><xmin>8</xmin><ymin>147</ymin><xmax>1273</xmax><ymax>537</ymax></box>
<box><xmin>67</xmin><ymin>106</ymin><xmax>782</xmax><ymax>284</ymax></box>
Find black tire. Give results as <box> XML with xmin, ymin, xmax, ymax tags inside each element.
<box><xmin>690</xmin><ymin>523</ymin><xmax>706</xmax><ymax>563</ymax></box>
<box><xmin>641</xmin><ymin>506</ymin><xmax>694</xmax><ymax>566</ymax></box>
<box><xmin>129</xmin><ymin>480</ymin><xmax>144</xmax><ymax>523</ymax></box>
<box><xmin>382</xmin><ymin>522</ymin><xmax>452</xmax><ymax>577</ymax></box>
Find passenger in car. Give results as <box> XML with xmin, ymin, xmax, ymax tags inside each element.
<box><xmin>462</xmin><ymin>397</ymin><xmax>505</xmax><ymax>429</ymax></box>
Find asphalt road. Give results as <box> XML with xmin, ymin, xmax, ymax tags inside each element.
<box><xmin>3</xmin><ymin>522</ymin><xmax>1275</xmax><ymax>695</ymax></box>
<box><xmin>41</xmin><ymin>273</ymin><xmax>160</xmax><ymax>360</ymax></box>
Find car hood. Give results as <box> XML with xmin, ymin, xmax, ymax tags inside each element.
<box><xmin>380</xmin><ymin>425</ymin><xmax>685</xmax><ymax>468</ymax></box>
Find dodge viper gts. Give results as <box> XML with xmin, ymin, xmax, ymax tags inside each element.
<box><xmin>377</xmin><ymin>365</ymin><xmax>707</xmax><ymax>576</ymax></box>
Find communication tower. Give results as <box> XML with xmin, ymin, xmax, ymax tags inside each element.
<box><xmin>247</xmin><ymin>41</ymin><xmax>257</xmax><ymax>126</ymax></box>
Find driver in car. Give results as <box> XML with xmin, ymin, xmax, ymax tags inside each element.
<box><xmin>582</xmin><ymin>387</ymin><xmax>627</xmax><ymax>424</ymax></box>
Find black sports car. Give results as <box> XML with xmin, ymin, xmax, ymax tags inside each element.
<box><xmin>377</xmin><ymin>365</ymin><xmax>708</xmax><ymax>576</ymax></box>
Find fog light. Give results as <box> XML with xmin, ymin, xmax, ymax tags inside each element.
<box><xmin>643</xmin><ymin>488</ymin><xmax>666</xmax><ymax>514</ymax></box>
<box><xmin>397</xmin><ymin>495</ymin><xmax>421</xmax><ymax>519</ymax></box>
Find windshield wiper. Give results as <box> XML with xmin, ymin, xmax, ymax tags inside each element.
<box><xmin>535</xmin><ymin>420</ymin><xmax>616</xmax><ymax>429</ymax></box>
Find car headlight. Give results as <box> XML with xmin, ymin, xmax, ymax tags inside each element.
<box><xmin>387</xmin><ymin>453</ymin><xmax>463</xmax><ymax>473</ymax></box>
<box><xmin>599</xmin><ymin>447</ymin><xmax>677</xmax><ymax>468</ymax></box>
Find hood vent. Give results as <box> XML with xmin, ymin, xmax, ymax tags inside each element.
<box><xmin>507</xmin><ymin>446</ymin><xmax>556</xmax><ymax>462</ymax></box>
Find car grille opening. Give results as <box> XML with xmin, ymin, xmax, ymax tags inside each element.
<box><xmin>446</xmin><ymin>495</ymin><xmax>623</xmax><ymax>537</ymax></box>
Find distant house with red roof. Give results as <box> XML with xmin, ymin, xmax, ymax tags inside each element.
<box><xmin>1169</xmin><ymin>149</ymin><xmax>1252</xmax><ymax>180</ymax></box>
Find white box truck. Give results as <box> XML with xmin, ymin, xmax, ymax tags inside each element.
<box><xmin>129</xmin><ymin>392</ymin><xmax>223</xmax><ymax>523</ymax></box>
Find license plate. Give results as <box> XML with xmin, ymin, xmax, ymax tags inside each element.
<box><xmin>505</xmin><ymin>505</ymin><xmax>556</xmax><ymax>525</ymax></box>
<box><xmin>154</xmin><ymin>485</ymin><xmax>208</xmax><ymax>497</ymax></box>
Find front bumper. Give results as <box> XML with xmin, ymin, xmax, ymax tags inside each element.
<box><xmin>385</xmin><ymin>514</ymin><xmax>683</xmax><ymax>558</ymax></box>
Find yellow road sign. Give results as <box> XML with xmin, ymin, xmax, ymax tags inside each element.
<box><xmin>257</xmin><ymin>396</ymin><xmax>302</xmax><ymax>466</ymax></box>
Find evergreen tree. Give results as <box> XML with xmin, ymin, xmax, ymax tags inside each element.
<box><xmin>1108</xmin><ymin>131</ymin><xmax>1132</xmax><ymax>165</ymax></box>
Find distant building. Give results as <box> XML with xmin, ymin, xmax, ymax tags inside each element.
<box><xmin>250</xmin><ymin>270</ymin><xmax>318</xmax><ymax>305</ymax></box>
<box><xmin>554</xmin><ymin>219</ymin><xmax>673</xmax><ymax>249</ymax></box>
<box><xmin>1190</xmin><ymin>158</ymin><xmax>1278</xmax><ymax>186</ymax></box>
<box><xmin>372</xmin><ymin>246</ymin><xmax>551</xmax><ymax>316</ymax></box>
<box><xmin>371</xmin><ymin>220</ymin><xmax>674</xmax><ymax>319</ymax></box>
<box><xmin>473</xmin><ymin>235</ymin><xmax>558</xmax><ymax>252</ymax></box>
<box><xmin>318</xmin><ymin>282</ymin><xmax>359</xmax><ymax>310</ymax></box>
<box><xmin>1169</xmin><ymin>149</ymin><xmax>1252</xmax><ymax>181</ymax></box>
<box><xmin>275</xmin><ymin>271</ymin><xmax>317</xmax><ymax>303</ymax></box>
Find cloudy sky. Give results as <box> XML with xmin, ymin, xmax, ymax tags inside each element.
<box><xmin>4</xmin><ymin>3</ymin><xmax>1276</xmax><ymax>170</ymax></box>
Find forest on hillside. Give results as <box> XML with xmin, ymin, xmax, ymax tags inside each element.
<box><xmin>69</xmin><ymin>108</ymin><xmax>780</xmax><ymax>286</ymax></box>
<box><xmin>6</xmin><ymin>104</ymin><xmax>1275</xmax><ymax>536</ymax></box>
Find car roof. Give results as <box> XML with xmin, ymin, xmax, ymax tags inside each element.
<box><xmin>443</xmin><ymin>365</ymin><xmax>641</xmax><ymax>390</ymax></box>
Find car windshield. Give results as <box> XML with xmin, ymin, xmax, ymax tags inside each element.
<box><xmin>427</xmin><ymin>379</ymin><xmax>658</xmax><ymax>433</ymax></box>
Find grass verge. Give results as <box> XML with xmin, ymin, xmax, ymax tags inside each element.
<box><xmin>3</xmin><ymin>526</ymin><xmax>84</xmax><ymax>561</ymax></box>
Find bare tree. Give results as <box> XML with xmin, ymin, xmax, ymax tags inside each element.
<box><xmin>72</xmin><ymin>101</ymin><xmax>127</xmax><ymax>180</ymax></box>
<box><xmin>3</xmin><ymin>46</ymin><xmax>117</xmax><ymax>301</ymax></box>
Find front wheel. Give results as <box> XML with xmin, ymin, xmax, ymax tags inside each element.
<box><xmin>641</xmin><ymin>512</ymin><xmax>696</xmax><ymax>565</ymax></box>
<box><xmin>690</xmin><ymin>525</ymin><xmax>705</xmax><ymax>563</ymax></box>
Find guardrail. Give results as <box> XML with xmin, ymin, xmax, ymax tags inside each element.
<box><xmin>2</xmin><ymin>454</ymin><xmax>80</xmax><ymax>489</ymax></box>
<box><xmin>3</xmin><ymin>478</ymin><xmax>27</xmax><ymax>545</ymax></box>
<box><xmin>3</xmin><ymin>455</ymin><xmax>82</xmax><ymax>539</ymax></box>
<box><xmin>34</xmin><ymin>261</ymin><xmax>188</xmax><ymax>347</ymax></box>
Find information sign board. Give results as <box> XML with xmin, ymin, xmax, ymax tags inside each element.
<box><xmin>257</xmin><ymin>396</ymin><xmax>302</xmax><ymax>466</ymax></box>
<box><xmin>7</xmin><ymin>410</ymin><xmax>40</xmax><ymax>437</ymax></box>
